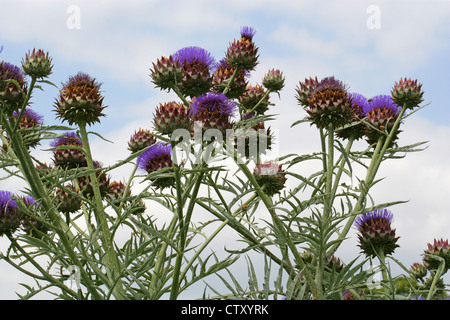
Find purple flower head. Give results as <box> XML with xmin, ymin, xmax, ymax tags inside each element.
<box><xmin>312</xmin><ymin>76</ymin><xmax>347</xmax><ymax>95</ymax></box>
<box><xmin>13</xmin><ymin>108</ymin><xmax>44</xmax><ymax>125</ymax></box>
<box><xmin>0</xmin><ymin>46</ymin><xmax>3</xmax><ymax>55</ymax></box>
<box><xmin>50</xmin><ymin>132</ymin><xmax>82</xmax><ymax>148</ymax></box>
<box><xmin>0</xmin><ymin>191</ymin><xmax>17</xmax><ymax>211</ymax></box>
<box><xmin>1</xmin><ymin>61</ymin><xmax>26</xmax><ymax>83</ymax></box>
<box><xmin>137</xmin><ymin>142</ymin><xmax>172</xmax><ymax>172</ymax></box>
<box><xmin>22</xmin><ymin>195</ymin><xmax>37</xmax><ymax>206</ymax></box>
<box><xmin>354</xmin><ymin>209</ymin><xmax>394</xmax><ymax>231</ymax></box>
<box><xmin>348</xmin><ymin>92</ymin><xmax>368</xmax><ymax>110</ymax></box>
<box><xmin>62</xmin><ymin>72</ymin><xmax>102</xmax><ymax>91</ymax></box>
<box><xmin>190</xmin><ymin>91</ymin><xmax>237</xmax><ymax>117</ymax></box>
<box><xmin>173</xmin><ymin>46</ymin><xmax>215</xmax><ymax>69</ymax></box>
<box><xmin>363</xmin><ymin>94</ymin><xmax>401</xmax><ymax>115</ymax></box>
<box><xmin>240</xmin><ymin>26</ymin><xmax>256</xmax><ymax>41</ymax></box>
<box><xmin>211</xmin><ymin>58</ymin><xmax>250</xmax><ymax>77</ymax></box>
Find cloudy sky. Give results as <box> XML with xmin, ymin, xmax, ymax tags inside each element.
<box><xmin>1</xmin><ymin>0</ymin><xmax>450</xmax><ymax>299</ymax></box>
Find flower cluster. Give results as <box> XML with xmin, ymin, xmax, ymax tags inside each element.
<box><xmin>296</xmin><ymin>75</ymin><xmax>424</xmax><ymax>146</ymax></box>
<box><xmin>0</xmin><ymin>191</ymin><xmax>46</xmax><ymax>237</ymax></box>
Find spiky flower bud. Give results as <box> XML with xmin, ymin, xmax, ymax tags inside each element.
<box><xmin>19</xmin><ymin>196</ymin><xmax>48</xmax><ymax>237</ymax></box>
<box><xmin>212</xmin><ymin>58</ymin><xmax>248</xmax><ymax>99</ymax></box>
<box><xmin>335</xmin><ymin>93</ymin><xmax>367</xmax><ymax>141</ymax></box>
<box><xmin>54</xmin><ymin>186</ymin><xmax>82</xmax><ymax>215</ymax></box>
<box><xmin>354</xmin><ymin>209</ymin><xmax>399</xmax><ymax>258</ymax></box>
<box><xmin>391</xmin><ymin>77</ymin><xmax>424</xmax><ymax>110</ymax></box>
<box><xmin>253</xmin><ymin>161</ymin><xmax>287</xmax><ymax>197</ymax></box>
<box><xmin>127</xmin><ymin>129</ymin><xmax>157</xmax><ymax>153</ymax></box>
<box><xmin>295</xmin><ymin>77</ymin><xmax>319</xmax><ymax>107</ymax></box>
<box><xmin>12</xmin><ymin>108</ymin><xmax>44</xmax><ymax>148</ymax></box>
<box><xmin>137</xmin><ymin>142</ymin><xmax>174</xmax><ymax>189</ymax></box>
<box><xmin>363</xmin><ymin>95</ymin><xmax>402</xmax><ymax>147</ymax></box>
<box><xmin>0</xmin><ymin>191</ymin><xmax>21</xmax><ymax>236</ymax></box>
<box><xmin>153</xmin><ymin>101</ymin><xmax>191</xmax><ymax>135</ymax></box>
<box><xmin>225</xmin><ymin>27</ymin><xmax>259</xmax><ymax>71</ymax></box>
<box><xmin>0</xmin><ymin>61</ymin><xmax>28</xmax><ymax>115</ymax></box>
<box><xmin>423</xmin><ymin>238</ymin><xmax>450</xmax><ymax>273</ymax></box>
<box><xmin>21</xmin><ymin>49</ymin><xmax>53</xmax><ymax>78</ymax></box>
<box><xmin>306</xmin><ymin>76</ymin><xmax>353</xmax><ymax>129</ymax></box>
<box><xmin>50</xmin><ymin>132</ymin><xmax>86</xmax><ymax>169</ymax></box>
<box><xmin>54</xmin><ymin>72</ymin><xmax>106</xmax><ymax>126</ymax></box>
<box><xmin>239</xmin><ymin>84</ymin><xmax>270</xmax><ymax>115</ymax></box>
<box><xmin>262</xmin><ymin>69</ymin><xmax>285</xmax><ymax>92</ymax></box>
<box><xmin>410</xmin><ymin>262</ymin><xmax>428</xmax><ymax>280</ymax></box>
<box><xmin>150</xmin><ymin>55</ymin><xmax>183</xmax><ymax>91</ymax></box>
<box><xmin>107</xmin><ymin>180</ymin><xmax>130</xmax><ymax>205</ymax></box>
<box><xmin>77</xmin><ymin>161</ymin><xmax>111</xmax><ymax>199</ymax></box>
<box><xmin>172</xmin><ymin>46</ymin><xmax>215</xmax><ymax>98</ymax></box>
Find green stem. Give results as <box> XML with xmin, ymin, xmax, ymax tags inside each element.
<box><xmin>330</xmin><ymin>136</ymin><xmax>354</xmax><ymax>201</ymax></box>
<box><xmin>328</xmin><ymin>105</ymin><xmax>408</xmax><ymax>256</ymax></box>
<box><xmin>178</xmin><ymin>194</ymin><xmax>258</xmax><ymax>283</ymax></box>
<box><xmin>12</xmin><ymin>76</ymin><xmax>37</xmax><ymax>133</ymax></box>
<box><xmin>314</xmin><ymin>123</ymin><xmax>334</xmax><ymax>299</ymax></box>
<box><xmin>78</xmin><ymin>123</ymin><xmax>124</xmax><ymax>299</ymax></box>
<box><xmin>247</xmin><ymin>89</ymin><xmax>271</xmax><ymax>114</ymax></box>
<box><xmin>327</xmin><ymin>135</ymin><xmax>384</xmax><ymax>257</ymax></box>
<box><xmin>425</xmin><ymin>255</ymin><xmax>445</xmax><ymax>300</ymax></box>
<box><xmin>233</xmin><ymin>149</ymin><xmax>320</xmax><ymax>299</ymax></box>
<box><xmin>170</xmin><ymin>169</ymin><xmax>204</xmax><ymax>300</ymax></box>
<box><xmin>171</xmin><ymin>85</ymin><xmax>190</xmax><ymax>107</ymax></box>
<box><xmin>222</xmin><ymin>67</ymin><xmax>240</xmax><ymax>95</ymax></box>
<box><xmin>150</xmin><ymin>212</ymin><xmax>179</xmax><ymax>297</ymax></box>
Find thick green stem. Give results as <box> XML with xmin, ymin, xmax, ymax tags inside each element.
<box><xmin>170</xmin><ymin>168</ymin><xmax>204</xmax><ymax>300</ymax></box>
<box><xmin>221</xmin><ymin>67</ymin><xmax>240</xmax><ymax>95</ymax></box>
<box><xmin>12</xmin><ymin>76</ymin><xmax>37</xmax><ymax>133</ymax></box>
<box><xmin>328</xmin><ymin>105</ymin><xmax>408</xmax><ymax>256</ymax></box>
<box><xmin>233</xmin><ymin>149</ymin><xmax>320</xmax><ymax>299</ymax></box>
<box><xmin>78</xmin><ymin>123</ymin><xmax>124</xmax><ymax>299</ymax></box>
<box><xmin>248</xmin><ymin>89</ymin><xmax>271</xmax><ymax>114</ymax></box>
<box><xmin>315</xmin><ymin>123</ymin><xmax>335</xmax><ymax>299</ymax></box>
<box><xmin>331</xmin><ymin>136</ymin><xmax>354</xmax><ymax>201</ymax></box>
<box><xmin>179</xmin><ymin>193</ymin><xmax>258</xmax><ymax>283</ymax></box>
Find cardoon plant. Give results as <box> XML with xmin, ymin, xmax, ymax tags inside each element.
<box><xmin>0</xmin><ymin>27</ymin><xmax>441</xmax><ymax>302</ymax></box>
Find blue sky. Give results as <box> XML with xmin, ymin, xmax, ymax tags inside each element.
<box><xmin>1</xmin><ymin>0</ymin><xmax>450</xmax><ymax>298</ymax></box>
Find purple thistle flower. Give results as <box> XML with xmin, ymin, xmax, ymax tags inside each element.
<box><xmin>348</xmin><ymin>92</ymin><xmax>368</xmax><ymax>110</ymax></box>
<box><xmin>211</xmin><ymin>58</ymin><xmax>250</xmax><ymax>77</ymax></box>
<box><xmin>137</xmin><ymin>142</ymin><xmax>172</xmax><ymax>172</ymax></box>
<box><xmin>50</xmin><ymin>132</ymin><xmax>82</xmax><ymax>148</ymax></box>
<box><xmin>240</xmin><ymin>26</ymin><xmax>256</xmax><ymax>41</ymax></box>
<box><xmin>13</xmin><ymin>108</ymin><xmax>44</xmax><ymax>125</ymax></box>
<box><xmin>0</xmin><ymin>46</ymin><xmax>3</xmax><ymax>54</ymax></box>
<box><xmin>0</xmin><ymin>191</ymin><xmax>18</xmax><ymax>210</ymax></box>
<box><xmin>1</xmin><ymin>61</ymin><xmax>25</xmax><ymax>83</ymax></box>
<box><xmin>354</xmin><ymin>209</ymin><xmax>394</xmax><ymax>230</ymax></box>
<box><xmin>354</xmin><ymin>209</ymin><xmax>399</xmax><ymax>257</ymax></box>
<box><xmin>137</xmin><ymin>142</ymin><xmax>174</xmax><ymax>189</ymax></box>
<box><xmin>0</xmin><ymin>190</ymin><xmax>21</xmax><ymax>236</ymax></box>
<box><xmin>363</xmin><ymin>94</ymin><xmax>401</xmax><ymax>115</ymax></box>
<box><xmin>311</xmin><ymin>76</ymin><xmax>347</xmax><ymax>95</ymax></box>
<box><xmin>173</xmin><ymin>46</ymin><xmax>215</xmax><ymax>69</ymax></box>
<box><xmin>190</xmin><ymin>91</ymin><xmax>237</xmax><ymax>117</ymax></box>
